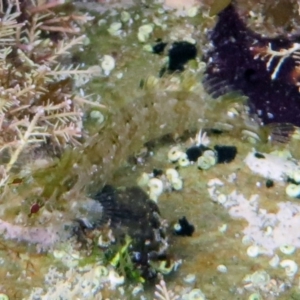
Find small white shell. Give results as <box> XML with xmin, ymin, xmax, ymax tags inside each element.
<box><xmin>269</xmin><ymin>255</ymin><xmax>280</xmax><ymax>268</ymax></box>
<box><xmin>183</xmin><ymin>273</ymin><xmax>196</xmax><ymax>283</ymax></box>
<box><xmin>0</xmin><ymin>294</ymin><xmax>9</xmax><ymax>300</ymax></box>
<box><xmin>279</xmin><ymin>245</ymin><xmax>296</xmax><ymax>255</ymax></box>
<box><xmin>101</xmin><ymin>55</ymin><xmax>115</xmax><ymax>75</ymax></box>
<box><xmin>242</xmin><ymin>235</ymin><xmax>253</xmax><ymax>245</ymax></box>
<box><xmin>70</xmin><ymin>251</ymin><xmax>80</xmax><ymax>260</ymax></box>
<box><xmin>98</xmin><ymin>235</ymin><xmax>111</xmax><ymax>248</ymax></box>
<box><xmin>197</xmin><ymin>155</ymin><xmax>216</xmax><ymax>170</ymax></box>
<box><xmin>53</xmin><ymin>250</ymin><xmax>66</xmax><ymax>259</ymax></box>
<box><xmin>218</xmin><ymin>224</ymin><xmax>227</xmax><ymax>233</ymax></box>
<box><xmin>217</xmin><ymin>194</ymin><xmax>227</xmax><ymax>204</ymax></box>
<box><xmin>178</xmin><ymin>153</ymin><xmax>190</xmax><ymax>167</ymax></box>
<box><xmin>120</xmin><ymin>11</ymin><xmax>131</xmax><ymax>22</ymax></box>
<box><xmin>90</xmin><ymin>110</ymin><xmax>105</xmax><ymax>124</ymax></box>
<box><xmin>137</xmin><ymin>24</ymin><xmax>153</xmax><ymax>43</ymax></box>
<box><xmin>171</xmin><ymin>177</ymin><xmax>183</xmax><ymax>191</ymax></box>
<box><xmin>248</xmin><ymin>293</ymin><xmax>262</xmax><ymax>300</ymax></box>
<box><xmin>173</xmin><ymin>223</ymin><xmax>181</xmax><ymax>231</ymax></box>
<box><xmin>286</xmin><ymin>183</ymin><xmax>300</xmax><ymax>198</ymax></box>
<box><xmin>166</xmin><ymin>168</ymin><xmax>180</xmax><ymax>182</ymax></box>
<box><xmin>187</xmin><ymin>6</ymin><xmax>198</xmax><ymax>17</ymax></box>
<box><xmin>250</xmin><ymin>270</ymin><xmax>270</xmax><ymax>285</ymax></box>
<box><xmin>108</xmin><ymin>269</ymin><xmax>125</xmax><ymax>287</ymax></box>
<box><xmin>138</xmin><ymin>24</ymin><xmax>154</xmax><ymax>35</ymax></box>
<box><xmin>280</xmin><ymin>259</ymin><xmax>298</xmax><ymax>277</ymax></box>
<box><xmin>143</xmin><ymin>44</ymin><xmax>153</xmax><ymax>52</ymax></box>
<box><xmin>207</xmin><ymin>178</ymin><xmax>224</xmax><ymax>187</ymax></box>
<box><xmin>264</xmin><ymin>226</ymin><xmax>273</xmax><ymax>236</ymax></box>
<box><xmin>94</xmin><ymin>265</ymin><xmax>108</xmax><ymax>278</ymax></box>
<box><xmin>168</xmin><ymin>147</ymin><xmax>183</xmax><ymax>162</ymax></box>
<box><xmin>203</xmin><ymin>149</ymin><xmax>216</xmax><ymax>158</ymax></box>
<box><xmin>148</xmin><ymin>178</ymin><xmax>164</xmax><ymax>201</ymax></box>
<box><xmin>247</xmin><ymin>245</ymin><xmax>260</xmax><ymax>258</ymax></box>
<box><xmin>108</xmin><ymin>22</ymin><xmax>122</xmax><ymax>36</ymax></box>
<box><xmin>137</xmin><ymin>31</ymin><xmax>149</xmax><ymax>43</ymax></box>
<box><xmin>217</xmin><ymin>264</ymin><xmax>227</xmax><ymax>273</ymax></box>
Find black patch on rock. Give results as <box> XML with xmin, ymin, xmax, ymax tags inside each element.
<box><xmin>152</xmin><ymin>41</ymin><xmax>167</xmax><ymax>54</ymax></box>
<box><xmin>214</xmin><ymin>145</ymin><xmax>237</xmax><ymax>163</ymax></box>
<box><xmin>174</xmin><ymin>216</ymin><xmax>195</xmax><ymax>236</ymax></box>
<box><xmin>168</xmin><ymin>41</ymin><xmax>197</xmax><ymax>72</ymax></box>
<box><xmin>153</xmin><ymin>168</ymin><xmax>163</xmax><ymax>177</ymax></box>
<box><xmin>254</xmin><ymin>152</ymin><xmax>265</xmax><ymax>159</ymax></box>
<box><xmin>186</xmin><ymin>145</ymin><xmax>210</xmax><ymax>162</ymax></box>
<box><xmin>266</xmin><ymin>179</ymin><xmax>274</xmax><ymax>188</ymax></box>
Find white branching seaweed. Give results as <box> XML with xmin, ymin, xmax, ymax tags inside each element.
<box><xmin>251</xmin><ymin>42</ymin><xmax>300</xmax><ymax>80</ymax></box>
<box><xmin>154</xmin><ymin>279</ymin><xmax>179</xmax><ymax>300</ymax></box>
<box><xmin>0</xmin><ymin>0</ymin><xmax>102</xmax><ymax>186</ymax></box>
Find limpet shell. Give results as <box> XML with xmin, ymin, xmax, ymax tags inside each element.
<box><xmin>280</xmin><ymin>245</ymin><xmax>296</xmax><ymax>255</ymax></box>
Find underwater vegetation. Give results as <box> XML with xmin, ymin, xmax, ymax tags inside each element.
<box><xmin>0</xmin><ymin>0</ymin><xmax>101</xmax><ymax>187</ymax></box>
